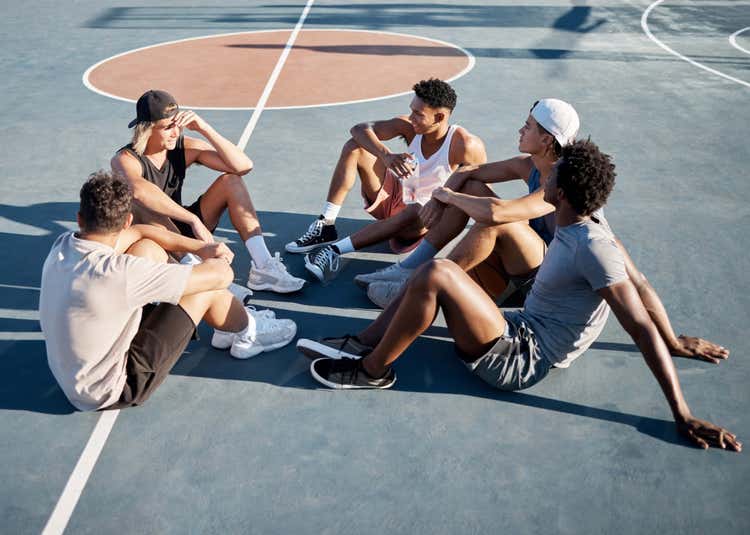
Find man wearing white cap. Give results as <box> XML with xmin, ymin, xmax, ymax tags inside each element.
<box><xmin>357</xmin><ymin>98</ymin><xmax>581</xmax><ymax>306</ymax></box>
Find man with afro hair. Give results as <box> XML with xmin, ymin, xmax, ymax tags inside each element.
<box><xmin>284</xmin><ymin>78</ymin><xmax>486</xmax><ymax>282</ymax></box>
<box><xmin>300</xmin><ymin>139</ymin><xmax>739</xmax><ymax>452</ymax></box>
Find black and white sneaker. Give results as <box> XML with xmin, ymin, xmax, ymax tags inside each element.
<box><xmin>304</xmin><ymin>245</ymin><xmax>343</xmax><ymax>282</ymax></box>
<box><xmin>285</xmin><ymin>216</ymin><xmax>338</xmax><ymax>253</ymax></box>
<box><xmin>297</xmin><ymin>335</ymin><xmax>373</xmax><ymax>360</ymax></box>
<box><xmin>310</xmin><ymin>357</ymin><xmax>396</xmax><ymax>389</ymax></box>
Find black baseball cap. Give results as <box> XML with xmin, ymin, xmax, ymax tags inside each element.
<box><xmin>128</xmin><ymin>90</ymin><xmax>179</xmax><ymax>128</ymax></box>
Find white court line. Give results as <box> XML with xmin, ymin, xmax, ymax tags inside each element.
<box><xmin>729</xmin><ymin>27</ymin><xmax>750</xmax><ymax>56</ymax></box>
<box><xmin>237</xmin><ymin>0</ymin><xmax>315</xmax><ymax>149</ymax></box>
<box><xmin>641</xmin><ymin>0</ymin><xmax>750</xmax><ymax>89</ymax></box>
<box><xmin>42</xmin><ymin>3</ymin><xmax>316</xmax><ymax>534</ymax></box>
<box><xmin>41</xmin><ymin>411</ymin><xmax>119</xmax><ymax>535</ymax></box>
<box><xmin>82</xmin><ymin>28</ymin><xmax>475</xmax><ymax>111</ymax></box>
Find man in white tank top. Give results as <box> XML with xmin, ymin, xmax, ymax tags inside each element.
<box><xmin>282</xmin><ymin>79</ymin><xmax>486</xmax><ymax>282</ymax></box>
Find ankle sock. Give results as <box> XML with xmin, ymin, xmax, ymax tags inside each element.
<box><xmin>245</xmin><ymin>235</ymin><xmax>273</xmax><ymax>266</ymax></box>
<box><xmin>332</xmin><ymin>237</ymin><xmax>354</xmax><ymax>254</ymax></box>
<box><xmin>321</xmin><ymin>202</ymin><xmax>341</xmax><ymax>224</ymax></box>
<box><xmin>400</xmin><ymin>240</ymin><xmax>438</xmax><ymax>269</ymax></box>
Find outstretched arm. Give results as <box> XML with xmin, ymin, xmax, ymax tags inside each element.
<box><xmin>443</xmin><ymin>155</ymin><xmax>532</xmax><ymax>191</ymax></box>
<box><xmin>429</xmin><ymin>187</ymin><xmax>553</xmax><ymax>226</ymax></box>
<box><xmin>600</xmin><ymin>280</ymin><xmax>740</xmax><ymax>451</ymax></box>
<box><xmin>615</xmin><ymin>238</ymin><xmax>729</xmax><ymax>364</ymax></box>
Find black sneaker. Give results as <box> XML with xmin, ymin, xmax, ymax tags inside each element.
<box><xmin>285</xmin><ymin>216</ymin><xmax>338</xmax><ymax>253</ymax></box>
<box><xmin>297</xmin><ymin>335</ymin><xmax>373</xmax><ymax>360</ymax></box>
<box><xmin>304</xmin><ymin>245</ymin><xmax>343</xmax><ymax>282</ymax></box>
<box><xmin>310</xmin><ymin>357</ymin><xmax>396</xmax><ymax>389</ymax></box>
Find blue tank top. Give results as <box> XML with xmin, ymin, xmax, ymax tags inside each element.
<box><xmin>527</xmin><ymin>168</ymin><xmax>556</xmax><ymax>245</ymax></box>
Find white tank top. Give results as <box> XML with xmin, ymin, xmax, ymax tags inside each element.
<box><xmin>401</xmin><ymin>124</ymin><xmax>460</xmax><ymax>204</ymax></box>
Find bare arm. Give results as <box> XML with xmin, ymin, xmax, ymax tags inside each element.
<box><xmin>115</xmin><ymin>224</ymin><xmax>233</xmax><ymax>263</ymax></box>
<box><xmin>350</xmin><ymin>116</ymin><xmax>415</xmax><ymax>177</ymax></box>
<box><xmin>179</xmin><ymin>111</ymin><xmax>253</xmax><ymax>175</ymax></box>
<box><xmin>432</xmin><ymin>187</ymin><xmax>553</xmax><ymax>226</ymax></box>
<box><xmin>615</xmin><ymin>238</ymin><xmax>729</xmax><ymax>364</ymax></box>
<box><xmin>443</xmin><ymin>155</ymin><xmax>533</xmax><ymax>191</ymax></box>
<box><xmin>112</xmin><ymin>152</ymin><xmax>198</xmax><ymax>225</ymax></box>
<box><xmin>600</xmin><ymin>280</ymin><xmax>740</xmax><ymax>451</ymax></box>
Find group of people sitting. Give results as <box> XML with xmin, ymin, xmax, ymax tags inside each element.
<box><xmin>39</xmin><ymin>80</ymin><xmax>740</xmax><ymax>452</ymax></box>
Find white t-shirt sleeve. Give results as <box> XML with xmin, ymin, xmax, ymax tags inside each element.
<box><xmin>122</xmin><ymin>255</ymin><xmax>193</xmax><ymax>308</ymax></box>
<box><xmin>576</xmin><ymin>235</ymin><xmax>628</xmax><ymax>291</ymax></box>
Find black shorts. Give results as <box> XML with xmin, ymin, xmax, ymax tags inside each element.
<box><xmin>172</xmin><ymin>195</ymin><xmax>217</xmax><ymax>239</ymax></box>
<box><xmin>105</xmin><ymin>303</ymin><xmax>196</xmax><ymax>410</ymax></box>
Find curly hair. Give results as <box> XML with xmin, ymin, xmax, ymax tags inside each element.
<box><xmin>556</xmin><ymin>139</ymin><xmax>616</xmax><ymax>216</ymax></box>
<box><xmin>413</xmin><ymin>78</ymin><xmax>457</xmax><ymax>111</ymax></box>
<box><xmin>79</xmin><ymin>170</ymin><xmax>133</xmax><ymax>233</ymax></box>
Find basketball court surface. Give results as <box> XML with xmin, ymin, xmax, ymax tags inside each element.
<box><xmin>1</xmin><ymin>1</ymin><xmax>748</xmax><ymax>533</ymax></box>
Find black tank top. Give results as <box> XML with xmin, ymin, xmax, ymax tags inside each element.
<box><xmin>118</xmin><ymin>135</ymin><xmax>187</xmax><ymax>204</ymax></box>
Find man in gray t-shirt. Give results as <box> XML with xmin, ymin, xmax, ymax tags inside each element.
<box><xmin>302</xmin><ymin>140</ymin><xmax>740</xmax><ymax>452</ymax></box>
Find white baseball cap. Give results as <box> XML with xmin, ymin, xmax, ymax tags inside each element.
<box><xmin>531</xmin><ymin>98</ymin><xmax>580</xmax><ymax>147</ymax></box>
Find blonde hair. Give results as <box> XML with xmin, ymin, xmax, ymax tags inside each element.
<box><xmin>131</xmin><ymin>122</ymin><xmax>154</xmax><ymax>155</ymax></box>
<box><xmin>130</xmin><ymin>103</ymin><xmax>178</xmax><ymax>155</ymax></box>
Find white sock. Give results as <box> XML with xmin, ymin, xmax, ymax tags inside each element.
<box><xmin>321</xmin><ymin>202</ymin><xmax>341</xmax><ymax>224</ymax></box>
<box><xmin>245</xmin><ymin>235</ymin><xmax>273</xmax><ymax>266</ymax></box>
<box><xmin>332</xmin><ymin>236</ymin><xmax>355</xmax><ymax>254</ymax></box>
<box><xmin>235</xmin><ymin>309</ymin><xmax>257</xmax><ymax>338</ymax></box>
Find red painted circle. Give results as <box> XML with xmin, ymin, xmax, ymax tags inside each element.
<box><xmin>86</xmin><ymin>30</ymin><xmax>473</xmax><ymax>108</ymax></box>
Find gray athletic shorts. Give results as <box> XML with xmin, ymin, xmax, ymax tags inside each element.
<box><xmin>462</xmin><ymin>312</ymin><xmax>550</xmax><ymax>391</ymax></box>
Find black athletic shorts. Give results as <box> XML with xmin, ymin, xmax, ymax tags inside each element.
<box><xmin>104</xmin><ymin>303</ymin><xmax>196</xmax><ymax>410</ymax></box>
<box><xmin>172</xmin><ymin>195</ymin><xmax>217</xmax><ymax>239</ymax></box>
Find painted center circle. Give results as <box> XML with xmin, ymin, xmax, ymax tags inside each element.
<box><xmin>85</xmin><ymin>30</ymin><xmax>473</xmax><ymax>109</ymax></box>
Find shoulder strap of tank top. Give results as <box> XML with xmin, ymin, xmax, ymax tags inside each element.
<box><xmin>528</xmin><ymin>167</ymin><xmax>540</xmax><ymax>193</ymax></box>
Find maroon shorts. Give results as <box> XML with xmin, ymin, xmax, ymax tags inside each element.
<box><xmin>363</xmin><ymin>172</ymin><xmax>422</xmax><ymax>254</ymax></box>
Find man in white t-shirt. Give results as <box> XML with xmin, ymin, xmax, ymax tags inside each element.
<box><xmin>298</xmin><ymin>140</ymin><xmax>739</xmax><ymax>452</ymax></box>
<box><xmin>40</xmin><ymin>171</ymin><xmax>296</xmax><ymax>411</ymax></box>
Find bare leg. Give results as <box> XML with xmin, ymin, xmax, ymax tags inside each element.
<box><xmin>198</xmin><ymin>173</ymin><xmax>262</xmax><ymax>240</ymax></box>
<box><xmin>126</xmin><ymin>237</ymin><xmax>248</xmax><ymax>333</ymax></box>
<box><xmin>350</xmin><ymin>204</ymin><xmax>426</xmax><ymax>249</ymax></box>
<box><xmin>326</xmin><ymin>138</ymin><xmax>387</xmax><ymax>206</ymax></box>
<box><xmin>422</xmin><ymin>179</ymin><xmax>497</xmax><ymax>251</ymax></box>
<box><xmin>360</xmin><ymin>259</ymin><xmax>506</xmax><ymax>377</ymax></box>
<box><xmin>358</xmin><ymin>219</ymin><xmax>545</xmax><ymax>345</ymax></box>
<box><xmin>448</xmin><ymin>221</ymin><xmax>546</xmax><ymax>276</ymax></box>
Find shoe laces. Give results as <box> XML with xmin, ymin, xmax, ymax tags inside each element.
<box><xmin>312</xmin><ymin>246</ymin><xmax>339</xmax><ymax>271</ymax></box>
<box><xmin>298</xmin><ymin>218</ymin><xmax>324</xmax><ymax>242</ymax></box>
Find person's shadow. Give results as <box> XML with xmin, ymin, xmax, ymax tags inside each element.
<box><xmin>0</xmin><ymin>202</ymin><xmax>700</xmax><ymax>450</ymax></box>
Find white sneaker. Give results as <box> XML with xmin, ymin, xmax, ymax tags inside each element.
<box><xmin>211</xmin><ymin>308</ymin><xmax>277</xmax><ymax>349</ymax></box>
<box><xmin>367</xmin><ymin>280</ymin><xmax>405</xmax><ymax>309</ymax></box>
<box><xmin>247</xmin><ymin>252</ymin><xmax>305</xmax><ymax>293</ymax></box>
<box><xmin>231</xmin><ymin>316</ymin><xmax>297</xmax><ymax>359</ymax></box>
<box><xmin>354</xmin><ymin>263</ymin><xmax>414</xmax><ymax>289</ymax></box>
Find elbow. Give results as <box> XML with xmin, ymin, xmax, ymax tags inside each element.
<box><xmin>488</xmin><ymin>201</ymin><xmax>509</xmax><ymax>225</ymax></box>
<box><xmin>350</xmin><ymin>122</ymin><xmax>367</xmax><ymax>136</ymax></box>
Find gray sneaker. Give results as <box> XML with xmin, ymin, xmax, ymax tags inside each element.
<box><xmin>367</xmin><ymin>280</ymin><xmax>405</xmax><ymax>309</ymax></box>
<box><xmin>297</xmin><ymin>335</ymin><xmax>373</xmax><ymax>360</ymax></box>
<box><xmin>354</xmin><ymin>263</ymin><xmax>414</xmax><ymax>289</ymax></box>
<box><xmin>304</xmin><ymin>245</ymin><xmax>343</xmax><ymax>282</ymax></box>
<box><xmin>310</xmin><ymin>357</ymin><xmax>396</xmax><ymax>390</ymax></box>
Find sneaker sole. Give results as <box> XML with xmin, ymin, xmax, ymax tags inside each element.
<box><xmin>285</xmin><ymin>240</ymin><xmax>337</xmax><ymax>254</ymax></box>
<box><xmin>230</xmin><ymin>328</ymin><xmax>297</xmax><ymax>359</ymax></box>
<box><xmin>246</xmin><ymin>280</ymin><xmax>305</xmax><ymax>293</ymax></box>
<box><xmin>296</xmin><ymin>338</ymin><xmax>365</xmax><ymax>360</ymax></box>
<box><xmin>310</xmin><ymin>358</ymin><xmax>395</xmax><ymax>390</ymax></box>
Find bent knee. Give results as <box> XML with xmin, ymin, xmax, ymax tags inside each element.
<box><xmin>413</xmin><ymin>258</ymin><xmax>461</xmax><ymax>289</ymax></box>
<box><xmin>127</xmin><ymin>238</ymin><xmax>168</xmax><ymax>263</ymax></box>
